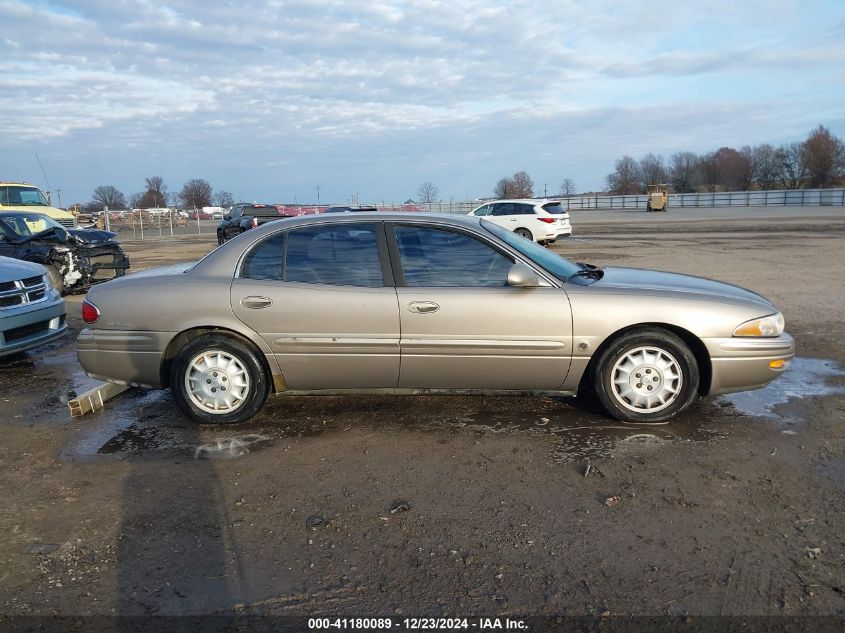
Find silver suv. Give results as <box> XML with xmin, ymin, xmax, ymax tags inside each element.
<box><xmin>0</xmin><ymin>256</ymin><xmax>66</xmax><ymax>357</ymax></box>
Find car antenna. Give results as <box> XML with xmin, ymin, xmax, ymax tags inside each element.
<box><xmin>35</xmin><ymin>152</ymin><xmax>57</xmax><ymax>206</ymax></box>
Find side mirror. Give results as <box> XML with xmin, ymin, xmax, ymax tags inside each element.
<box><xmin>223</xmin><ymin>214</ymin><xmax>230</xmax><ymax>221</ymax></box>
<box><xmin>507</xmin><ymin>262</ymin><xmax>540</xmax><ymax>287</ymax></box>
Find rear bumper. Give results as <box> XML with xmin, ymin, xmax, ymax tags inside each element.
<box><xmin>77</xmin><ymin>328</ymin><xmax>170</xmax><ymax>388</ymax></box>
<box><xmin>704</xmin><ymin>333</ymin><xmax>795</xmax><ymax>395</ymax></box>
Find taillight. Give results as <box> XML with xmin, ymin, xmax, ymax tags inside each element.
<box><xmin>82</xmin><ymin>299</ymin><xmax>100</xmax><ymax>324</ymax></box>
<box><xmin>537</xmin><ymin>217</ymin><xmax>555</xmax><ymax>224</ymax></box>
<box><xmin>251</xmin><ymin>217</ymin><xmax>258</xmax><ymax>228</ymax></box>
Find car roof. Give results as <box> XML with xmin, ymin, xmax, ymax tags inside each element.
<box><xmin>474</xmin><ymin>199</ymin><xmax>553</xmax><ymax>207</ymax></box>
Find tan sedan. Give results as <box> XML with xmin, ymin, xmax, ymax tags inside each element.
<box><xmin>77</xmin><ymin>213</ymin><xmax>793</xmax><ymax>424</ymax></box>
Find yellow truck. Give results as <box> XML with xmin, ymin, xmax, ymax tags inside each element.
<box><xmin>0</xmin><ymin>182</ymin><xmax>77</xmax><ymax>228</ymax></box>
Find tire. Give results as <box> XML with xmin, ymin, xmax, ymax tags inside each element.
<box><xmin>170</xmin><ymin>333</ymin><xmax>270</xmax><ymax>424</ymax></box>
<box><xmin>515</xmin><ymin>228</ymin><xmax>533</xmax><ymax>240</ymax></box>
<box><xmin>217</xmin><ymin>231</ymin><xmax>225</xmax><ymax>245</ymax></box>
<box><xmin>591</xmin><ymin>328</ymin><xmax>699</xmax><ymax>423</ymax></box>
<box><xmin>46</xmin><ymin>264</ymin><xmax>64</xmax><ymax>295</ymax></box>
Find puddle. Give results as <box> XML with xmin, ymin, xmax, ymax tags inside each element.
<box><xmin>719</xmin><ymin>357</ymin><xmax>845</xmax><ymax>419</ymax></box>
<box><xmin>437</xmin><ymin>400</ymin><xmax>725</xmax><ymax>463</ymax></box>
<box><xmin>194</xmin><ymin>434</ymin><xmax>272</xmax><ymax>459</ymax></box>
<box><xmin>59</xmin><ymin>359</ymin><xmax>842</xmax><ymax>464</ymax></box>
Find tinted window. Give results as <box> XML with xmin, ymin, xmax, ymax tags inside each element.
<box><xmin>542</xmin><ymin>203</ymin><xmax>565</xmax><ymax>214</ymax></box>
<box><xmin>473</xmin><ymin>205</ymin><xmax>491</xmax><ymax>217</ymax></box>
<box><xmin>394</xmin><ymin>226</ymin><xmax>513</xmax><ymax>287</ymax></box>
<box><xmin>514</xmin><ymin>204</ymin><xmax>536</xmax><ymax>215</ymax></box>
<box><xmin>491</xmin><ymin>203</ymin><xmax>514</xmax><ymax>216</ymax></box>
<box><xmin>241</xmin><ymin>233</ymin><xmax>285</xmax><ymax>280</ymax></box>
<box><xmin>285</xmin><ymin>223</ymin><xmax>383</xmax><ymax>287</ymax></box>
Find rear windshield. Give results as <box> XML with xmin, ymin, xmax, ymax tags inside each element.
<box><xmin>541</xmin><ymin>202</ymin><xmax>566</xmax><ymax>214</ymax></box>
<box><xmin>244</xmin><ymin>205</ymin><xmax>280</xmax><ymax>216</ymax></box>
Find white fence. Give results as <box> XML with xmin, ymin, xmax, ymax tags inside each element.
<box><xmin>560</xmin><ymin>188</ymin><xmax>845</xmax><ymax>211</ymax></box>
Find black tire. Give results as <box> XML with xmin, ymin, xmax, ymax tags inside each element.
<box><xmin>217</xmin><ymin>231</ymin><xmax>225</xmax><ymax>245</ymax></box>
<box><xmin>515</xmin><ymin>228</ymin><xmax>533</xmax><ymax>240</ymax></box>
<box><xmin>170</xmin><ymin>333</ymin><xmax>270</xmax><ymax>424</ymax></box>
<box><xmin>591</xmin><ymin>328</ymin><xmax>699</xmax><ymax>423</ymax></box>
<box><xmin>45</xmin><ymin>264</ymin><xmax>64</xmax><ymax>295</ymax></box>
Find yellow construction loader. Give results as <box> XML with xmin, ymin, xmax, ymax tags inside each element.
<box><xmin>645</xmin><ymin>184</ymin><xmax>669</xmax><ymax>212</ymax></box>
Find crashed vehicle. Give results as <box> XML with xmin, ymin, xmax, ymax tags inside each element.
<box><xmin>0</xmin><ymin>212</ymin><xmax>130</xmax><ymax>294</ymax></box>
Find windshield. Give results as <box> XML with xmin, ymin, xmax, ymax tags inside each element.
<box><xmin>0</xmin><ymin>213</ymin><xmax>65</xmax><ymax>239</ymax></box>
<box><xmin>0</xmin><ymin>186</ymin><xmax>50</xmax><ymax>206</ymax></box>
<box><xmin>481</xmin><ymin>219</ymin><xmax>581</xmax><ymax>279</ymax></box>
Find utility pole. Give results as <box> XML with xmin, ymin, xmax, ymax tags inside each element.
<box><xmin>316</xmin><ymin>185</ymin><xmax>320</xmax><ymax>206</ymax></box>
<box><xmin>544</xmin><ymin>183</ymin><xmax>547</xmax><ymax>198</ymax></box>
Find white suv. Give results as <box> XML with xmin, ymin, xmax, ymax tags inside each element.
<box><xmin>469</xmin><ymin>199</ymin><xmax>572</xmax><ymax>244</ymax></box>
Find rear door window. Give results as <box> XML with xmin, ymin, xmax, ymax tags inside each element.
<box><xmin>241</xmin><ymin>224</ymin><xmax>385</xmax><ymax>287</ymax></box>
<box><xmin>286</xmin><ymin>223</ymin><xmax>384</xmax><ymax>287</ymax></box>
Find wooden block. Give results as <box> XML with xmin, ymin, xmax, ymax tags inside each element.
<box><xmin>68</xmin><ymin>382</ymin><xmax>129</xmax><ymax>417</ymax></box>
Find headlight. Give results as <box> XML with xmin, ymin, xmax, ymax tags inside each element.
<box><xmin>733</xmin><ymin>312</ymin><xmax>785</xmax><ymax>337</ymax></box>
<box><xmin>43</xmin><ymin>273</ymin><xmax>53</xmax><ymax>290</ymax></box>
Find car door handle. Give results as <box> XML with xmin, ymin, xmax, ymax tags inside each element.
<box><xmin>407</xmin><ymin>301</ymin><xmax>440</xmax><ymax>314</ymax></box>
<box><xmin>240</xmin><ymin>296</ymin><xmax>273</xmax><ymax>309</ymax></box>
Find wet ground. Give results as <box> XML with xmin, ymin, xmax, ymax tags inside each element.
<box><xmin>1</xmin><ymin>210</ymin><xmax>844</xmax><ymax>618</ymax></box>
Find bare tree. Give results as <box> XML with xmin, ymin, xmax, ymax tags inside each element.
<box><xmin>494</xmin><ymin>177</ymin><xmax>513</xmax><ymax>199</ymax></box>
<box><xmin>749</xmin><ymin>144</ymin><xmax>780</xmax><ymax>190</ymax></box>
<box><xmin>559</xmin><ymin>178</ymin><xmax>577</xmax><ymax>197</ymax></box>
<box><xmin>417</xmin><ymin>181</ymin><xmax>440</xmax><ymax>204</ymax></box>
<box><xmin>606</xmin><ymin>156</ymin><xmax>642</xmax><ymax>194</ymax></box>
<box><xmin>669</xmin><ymin>152</ymin><xmax>699</xmax><ymax>193</ymax></box>
<box><xmin>639</xmin><ymin>154</ymin><xmax>668</xmax><ymax>191</ymax></box>
<box><xmin>91</xmin><ymin>185</ymin><xmax>127</xmax><ymax>209</ymax></box>
<box><xmin>802</xmin><ymin>124</ymin><xmax>845</xmax><ymax>188</ymax></box>
<box><xmin>139</xmin><ymin>176</ymin><xmax>168</xmax><ymax>208</ymax></box>
<box><xmin>214</xmin><ymin>190</ymin><xmax>235</xmax><ymax>208</ymax></box>
<box><xmin>709</xmin><ymin>147</ymin><xmax>753</xmax><ymax>191</ymax></box>
<box><xmin>179</xmin><ymin>179</ymin><xmax>213</xmax><ymax>209</ymax></box>
<box><xmin>776</xmin><ymin>143</ymin><xmax>806</xmax><ymax>189</ymax></box>
<box><xmin>129</xmin><ymin>192</ymin><xmax>143</xmax><ymax>209</ymax></box>
<box><xmin>510</xmin><ymin>171</ymin><xmax>534</xmax><ymax>198</ymax></box>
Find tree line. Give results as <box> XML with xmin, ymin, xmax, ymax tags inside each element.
<box><xmin>83</xmin><ymin>177</ymin><xmax>234</xmax><ymax>212</ymax></box>
<box><xmin>605</xmin><ymin>124</ymin><xmax>845</xmax><ymax>195</ymax></box>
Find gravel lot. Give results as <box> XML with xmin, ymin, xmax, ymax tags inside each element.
<box><xmin>1</xmin><ymin>206</ymin><xmax>844</xmax><ymax>618</ymax></box>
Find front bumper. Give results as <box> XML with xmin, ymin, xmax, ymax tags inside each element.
<box><xmin>0</xmin><ymin>298</ymin><xmax>67</xmax><ymax>357</ymax></box>
<box><xmin>704</xmin><ymin>333</ymin><xmax>795</xmax><ymax>395</ymax></box>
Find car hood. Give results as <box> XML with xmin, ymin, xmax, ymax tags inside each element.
<box><xmin>593</xmin><ymin>267</ymin><xmax>774</xmax><ymax>308</ymax></box>
<box><xmin>0</xmin><ymin>255</ymin><xmax>46</xmax><ymax>282</ymax></box>
<box><xmin>68</xmin><ymin>228</ymin><xmax>118</xmax><ymax>244</ymax></box>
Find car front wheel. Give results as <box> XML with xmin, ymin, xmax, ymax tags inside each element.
<box><xmin>170</xmin><ymin>333</ymin><xmax>270</xmax><ymax>424</ymax></box>
<box><xmin>591</xmin><ymin>328</ymin><xmax>699</xmax><ymax>423</ymax></box>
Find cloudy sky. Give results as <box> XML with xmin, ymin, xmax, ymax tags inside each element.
<box><xmin>1</xmin><ymin>0</ymin><xmax>844</xmax><ymax>206</ymax></box>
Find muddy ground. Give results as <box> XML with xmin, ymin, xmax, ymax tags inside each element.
<box><xmin>1</xmin><ymin>208</ymin><xmax>844</xmax><ymax>618</ymax></box>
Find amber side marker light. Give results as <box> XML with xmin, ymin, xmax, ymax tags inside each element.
<box><xmin>769</xmin><ymin>359</ymin><xmax>786</xmax><ymax>369</ymax></box>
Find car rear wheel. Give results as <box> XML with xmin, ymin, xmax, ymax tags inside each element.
<box><xmin>216</xmin><ymin>231</ymin><xmax>225</xmax><ymax>245</ymax></box>
<box><xmin>170</xmin><ymin>333</ymin><xmax>270</xmax><ymax>424</ymax></box>
<box><xmin>515</xmin><ymin>228</ymin><xmax>533</xmax><ymax>240</ymax></box>
<box><xmin>591</xmin><ymin>328</ymin><xmax>699</xmax><ymax>423</ymax></box>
